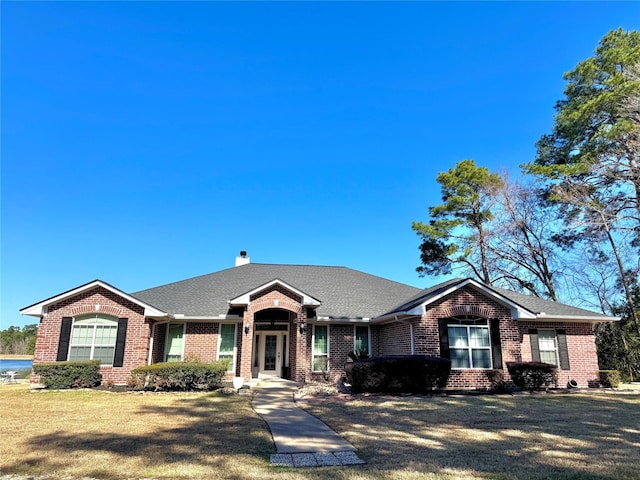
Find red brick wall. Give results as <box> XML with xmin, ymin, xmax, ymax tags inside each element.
<box><xmin>184</xmin><ymin>322</ymin><xmax>218</xmax><ymax>363</ymax></box>
<box><xmin>519</xmin><ymin>321</ymin><xmax>599</xmax><ymax>387</ymax></box>
<box><xmin>379</xmin><ymin>321</ymin><xmax>413</xmax><ymax>355</ymax></box>
<box><xmin>327</xmin><ymin>325</ymin><xmax>352</xmax><ymax>381</ymax></box>
<box><xmin>32</xmin><ymin>286</ymin><xmax>151</xmax><ymax>385</ymax></box>
<box><xmin>417</xmin><ymin>286</ymin><xmax>520</xmax><ymax>389</ymax></box>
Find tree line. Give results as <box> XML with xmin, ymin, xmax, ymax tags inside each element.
<box><xmin>0</xmin><ymin>324</ymin><xmax>37</xmax><ymax>355</ymax></box>
<box><xmin>413</xmin><ymin>29</ymin><xmax>640</xmax><ymax>381</ymax></box>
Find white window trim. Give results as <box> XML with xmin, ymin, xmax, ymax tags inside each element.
<box><xmin>538</xmin><ymin>329</ymin><xmax>560</xmax><ymax>366</ymax></box>
<box><xmin>217</xmin><ymin>323</ymin><xmax>237</xmax><ymax>372</ymax></box>
<box><xmin>164</xmin><ymin>323</ymin><xmax>186</xmax><ymax>362</ymax></box>
<box><xmin>312</xmin><ymin>324</ymin><xmax>329</xmax><ymax>372</ymax></box>
<box><xmin>353</xmin><ymin>325</ymin><xmax>371</xmax><ymax>356</ymax></box>
<box><xmin>448</xmin><ymin>324</ymin><xmax>492</xmax><ymax>370</ymax></box>
<box><xmin>68</xmin><ymin>314</ymin><xmax>118</xmax><ymax>365</ymax></box>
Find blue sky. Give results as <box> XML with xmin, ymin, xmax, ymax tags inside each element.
<box><xmin>2</xmin><ymin>1</ymin><xmax>639</xmax><ymax>328</ymax></box>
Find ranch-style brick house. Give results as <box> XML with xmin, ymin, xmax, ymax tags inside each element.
<box><xmin>21</xmin><ymin>253</ymin><xmax>618</xmax><ymax>388</ymax></box>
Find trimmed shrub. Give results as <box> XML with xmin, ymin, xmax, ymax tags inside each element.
<box><xmin>598</xmin><ymin>370</ymin><xmax>621</xmax><ymax>388</ymax></box>
<box><xmin>344</xmin><ymin>355</ymin><xmax>451</xmax><ymax>393</ymax></box>
<box><xmin>506</xmin><ymin>361</ymin><xmax>558</xmax><ymax>391</ymax></box>
<box><xmin>32</xmin><ymin>360</ymin><xmax>102</xmax><ymax>389</ymax></box>
<box><xmin>131</xmin><ymin>361</ymin><xmax>228</xmax><ymax>391</ymax></box>
<box><xmin>485</xmin><ymin>369</ymin><xmax>508</xmax><ymax>392</ymax></box>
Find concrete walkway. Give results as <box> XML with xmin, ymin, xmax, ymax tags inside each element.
<box><xmin>251</xmin><ymin>378</ymin><xmax>365</xmax><ymax>467</ymax></box>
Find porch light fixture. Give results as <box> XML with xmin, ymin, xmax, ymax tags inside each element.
<box><xmin>244</xmin><ymin>322</ymin><xmax>250</xmax><ymax>335</ymax></box>
<box><xmin>299</xmin><ymin>323</ymin><xmax>307</xmax><ymax>334</ymax></box>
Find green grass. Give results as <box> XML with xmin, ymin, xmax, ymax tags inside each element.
<box><xmin>300</xmin><ymin>391</ymin><xmax>640</xmax><ymax>480</ymax></box>
<box><xmin>1</xmin><ymin>384</ymin><xmax>638</xmax><ymax>479</ymax></box>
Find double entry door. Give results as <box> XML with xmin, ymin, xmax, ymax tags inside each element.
<box><xmin>256</xmin><ymin>330</ymin><xmax>288</xmax><ymax>378</ymax></box>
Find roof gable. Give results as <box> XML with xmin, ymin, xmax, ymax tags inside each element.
<box><xmin>20</xmin><ymin>280</ymin><xmax>167</xmax><ymax>318</ymax></box>
<box><xmin>228</xmin><ymin>279</ymin><xmax>322</xmax><ymax>307</ymax></box>
<box><xmin>375</xmin><ymin>278</ymin><xmax>619</xmax><ymax>323</ymax></box>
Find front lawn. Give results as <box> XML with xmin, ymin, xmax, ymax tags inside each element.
<box><xmin>1</xmin><ymin>384</ymin><xmax>638</xmax><ymax>479</ymax></box>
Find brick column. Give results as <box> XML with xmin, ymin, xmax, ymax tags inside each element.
<box><xmin>239</xmin><ymin>310</ymin><xmax>253</xmax><ymax>380</ymax></box>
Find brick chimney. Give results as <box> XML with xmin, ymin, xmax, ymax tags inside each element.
<box><xmin>235</xmin><ymin>250</ymin><xmax>250</xmax><ymax>267</ymax></box>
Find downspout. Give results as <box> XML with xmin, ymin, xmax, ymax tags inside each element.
<box><xmin>410</xmin><ymin>322</ymin><xmax>415</xmax><ymax>355</ymax></box>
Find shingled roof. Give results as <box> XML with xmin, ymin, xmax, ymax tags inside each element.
<box><xmin>132</xmin><ymin>263</ymin><xmax>424</xmax><ymax>319</ymax></box>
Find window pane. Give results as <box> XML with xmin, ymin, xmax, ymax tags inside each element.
<box><xmin>450</xmin><ymin>349</ymin><xmax>470</xmax><ymax>368</ymax></box>
<box><xmin>448</xmin><ymin>327</ymin><xmax>469</xmax><ymax>347</ymax></box>
<box><xmin>218</xmin><ymin>324</ymin><xmax>236</xmax><ymax>372</ymax></box>
<box><xmin>471</xmin><ymin>349</ymin><xmax>491</xmax><ymax>369</ymax></box>
<box><xmin>314</xmin><ymin>326</ymin><xmax>327</xmax><ymax>355</ymax></box>
<box><xmin>166</xmin><ymin>324</ymin><xmax>184</xmax><ymax>361</ymax></box>
<box><xmin>355</xmin><ymin>326</ymin><xmax>369</xmax><ymax>353</ymax></box>
<box><xmin>538</xmin><ymin>332</ymin><xmax>556</xmax><ymax>351</ymax></box>
<box><xmin>94</xmin><ymin>325</ymin><xmax>117</xmax><ymax>345</ymax></box>
<box><xmin>69</xmin><ymin>346</ymin><xmax>91</xmax><ymax>361</ymax></box>
<box><xmin>313</xmin><ymin>356</ymin><xmax>328</xmax><ymax>372</ymax></box>
<box><xmin>469</xmin><ymin>327</ymin><xmax>490</xmax><ymax>347</ymax></box>
<box><xmin>219</xmin><ymin>324</ymin><xmax>236</xmax><ymax>353</ymax></box>
<box><xmin>72</xmin><ymin>325</ymin><xmax>93</xmax><ymax>343</ymax></box>
<box><xmin>93</xmin><ymin>346</ymin><xmax>116</xmax><ymax>364</ymax></box>
<box><xmin>313</xmin><ymin>326</ymin><xmax>328</xmax><ymax>371</ymax></box>
<box><xmin>540</xmin><ymin>351</ymin><xmax>558</xmax><ymax>365</ymax></box>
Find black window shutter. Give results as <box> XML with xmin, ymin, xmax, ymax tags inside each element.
<box><xmin>438</xmin><ymin>318</ymin><xmax>450</xmax><ymax>359</ymax></box>
<box><xmin>113</xmin><ymin>318</ymin><xmax>128</xmax><ymax>367</ymax></box>
<box><xmin>489</xmin><ymin>318</ymin><xmax>503</xmax><ymax>369</ymax></box>
<box><xmin>529</xmin><ymin>328</ymin><xmax>540</xmax><ymax>362</ymax></box>
<box><xmin>57</xmin><ymin>317</ymin><xmax>73</xmax><ymax>361</ymax></box>
<box><xmin>556</xmin><ymin>329</ymin><xmax>570</xmax><ymax>370</ymax></box>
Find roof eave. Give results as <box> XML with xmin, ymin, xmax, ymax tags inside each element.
<box><xmin>527</xmin><ymin>314</ymin><xmax>620</xmax><ymax>323</ymax></box>
<box><xmin>20</xmin><ymin>280</ymin><xmax>168</xmax><ymax>319</ymax></box>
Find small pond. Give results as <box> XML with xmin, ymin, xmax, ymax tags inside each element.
<box><xmin>0</xmin><ymin>359</ymin><xmax>33</xmax><ymax>379</ymax></box>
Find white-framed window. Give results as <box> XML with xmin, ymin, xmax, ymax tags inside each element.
<box><xmin>538</xmin><ymin>330</ymin><xmax>559</xmax><ymax>366</ymax></box>
<box><xmin>68</xmin><ymin>314</ymin><xmax>119</xmax><ymax>364</ymax></box>
<box><xmin>354</xmin><ymin>325</ymin><xmax>370</xmax><ymax>356</ymax></box>
<box><xmin>165</xmin><ymin>323</ymin><xmax>185</xmax><ymax>362</ymax></box>
<box><xmin>218</xmin><ymin>323</ymin><xmax>237</xmax><ymax>372</ymax></box>
<box><xmin>312</xmin><ymin>324</ymin><xmax>329</xmax><ymax>371</ymax></box>
<box><xmin>448</xmin><ymin>324</ymin><xmax>491</xmax><ymax>369</ymax></box>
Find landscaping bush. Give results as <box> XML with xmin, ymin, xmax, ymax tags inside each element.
<box><xmin>344</xmin><ymin>355</ymin><xmax>451</xmax><ymax>393</ymax></box>
<box><xmin>598</xmin><ymin>370</ymin><xmax>621</xmax><ymax>388</ymax></box>
<box><xmin>485</xmin><ymin>369</ymin><xmax>508</xmax><ymax>392</ymax></box>
<box><xmin>506</xmin><ymin>361</ymin><xmax>558</xmax><ymax>391</ymax></box>
<box><xmin>131</xmin><ymin>361</ymin><xmax>229</xmax><ymax>391</ymax></box>
<box><xmin>32</xmin><ymin>360</ymin><xmax>102</xmax><ymax>389</ymax></box>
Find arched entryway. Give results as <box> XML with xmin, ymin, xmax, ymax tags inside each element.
<box><xmin>252</xmin><ymin>309</ymin><xmax>294</xmax><ymax>379</ymax></box>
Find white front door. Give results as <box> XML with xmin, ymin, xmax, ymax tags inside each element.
<box><xmin>258</xmin><ymin>332</ymin><xmax>285</xmax><ymax>377</ymax></box>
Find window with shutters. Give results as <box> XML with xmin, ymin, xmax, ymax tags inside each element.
<box><xmin>448</xmin><ymin>324</ymin><xmax>492</xmax><ymax>369</ymax></box>
<box><xmin>529</xmin><ymin>328</ymin><xmax>570</xmax><ymax>370</ymax></box>
<box><xmin>538</xmin><ymin>330</ymin><xmax>559</xmax><ymax>366</ymax></box>
<box><xmin>68</xmin><ymin>314</ymin><xmax>119</xmax><ymax>364</ymax></box>
<box><xmin>439</xmin><ymin>315</ymin><xmax>501</xmax><ymax>369</ymax></box>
